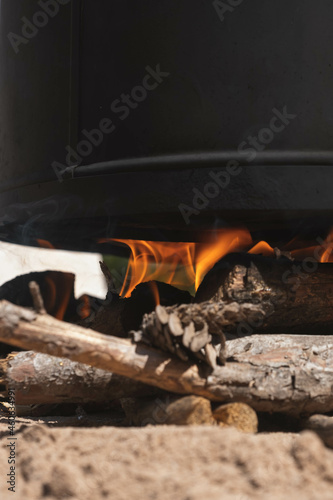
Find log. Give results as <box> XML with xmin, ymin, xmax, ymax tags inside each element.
<box><xmin>0</xmin><ymin>351</ymin><xmax>159</xmax><ymax>405</ymax></box>
<box><xmin>1</xmin><ymin>300</ymin><xmax>333</xmax><ymax>415</ymax></box>
<box><xmin>196</xmin><ymin>253</ymin><xmax>333</xmax><ymax>335</ymax></box>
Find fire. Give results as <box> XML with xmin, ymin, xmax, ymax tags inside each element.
<box><xmin>283</xmin><ymin>230</ymin><xmax>333</xmax><ymax>263</ymax></box>
<box><xmin>36</xmin><ymin>239</ymin><xmax>79</xmax><ymax>321</ymax></box>
<box><xmin>101</xmin><ymin>227</ymin><xmax>333</xmax><ymax>299</ymax></box>
<box><xmin>43</xmin><ymin>272</ymin><xmax>74</xmax><ymax>320</ymax></box>
<box><xmin>35</xmin><ymin>228</ymin><xmax>333</xmax><ymax>317</ymax></box>
<box><xmin>248</xmin><ymin>241</ymin><xmax>274</xmax><ymax>257</ymax></box>
<box><xmin>108</xmin><ymin>229</ymin><xmax>252</xmax><ymax>298</ymax></box>
<box><xmin>149</xmin><ymin>282</ymin><xmax>161</xmax><ymax>306</ymax></box>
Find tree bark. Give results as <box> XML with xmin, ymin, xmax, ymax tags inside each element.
<box><xmin>0</xmin><ymin>351</ymin><xmax>159</xmax><ymax>405</ymax></box>
<box><xmin>1</xmin><ymin>300</ymin><xmax>333</xmax><ymax>416</ymax></box>
<box><xmin>196</xmin><ymin>253</ymin><xmax>333</xmax><ymax>334</ymax></box>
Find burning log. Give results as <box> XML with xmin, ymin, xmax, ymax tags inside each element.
<box><xmin>0</xmin><ymin>351</ymin><xmax>159</xmax><ymax>406</ymax></box>
<box><xmin>1</xmin><ymin>300</ymin><xmax>333</xmax><ymax>415</ymax></box>
<box><xmin>196</xmin><ymin>252</ymin><xmax>333</xmax><ymax>335</ymax></box>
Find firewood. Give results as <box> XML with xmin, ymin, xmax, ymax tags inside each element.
<box><xmin>196</xmin><ymin>252</ymin><xmax>333</xmax><ymax>334</ymax></box>
<box><xmin>28</xmin><ymin>281</ymin><xmax>47</xmax><ymax>315</ymax></box>
<box><xmin>80</xmin><ymin>281</ymin><xmax>192</xmax><ymax>338</ymax></box>
<box><xmin>0</xmin><ymin>351</ymin><xmax>159</xmax><ymax>405</ymax></box>
<box><xmin>121</xmin><ymin>395</ymin><xmax>215</xmax><ymax>426</ymax></box>
<box><xmin>132</xmin><ymin>302</ymin><xmax>264</xmax><ymax>368</ymax></box>
<box><xmin>1</xmin><ymin>300</ymin><xmax>333</xmax><ymax>415</ymax></box>
<box><xmin>213</xmin><ymin>403</ymin><xmax>258</xmax><ymax>433</ymax></box>
<box><xmin>301</xmin><ymin>415</ymin><xmax>333</xmax><ymax>449</ymax></box>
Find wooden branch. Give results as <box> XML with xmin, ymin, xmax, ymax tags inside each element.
<box><xmin>196</xmin><ymin>253</ymin><xmax>333</xmax><ymax>334</ymax></box>
<box><xmin>28</xmin><ymin>281</ymin><xmax>46</xmax><ymax>315</ymax></box>
<box><xmin>1</xmin><ymin>300</ymin><xmax>333</xmax><ymax>415</ymax></box>
<box><xmin>0</xmin><ymin>351</ymin><xmax>159</xmax><ymax>405</ymax></box>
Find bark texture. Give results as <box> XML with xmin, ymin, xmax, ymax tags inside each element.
<box><xmin>0</xmin><ymin>351</ymin><xmax>158</xmax><ymax>405</ymax></box>
<box><xmin>196</xmin><ymin>253</ymin><xmax>333</xmax><ymax>335</ymax></box>
<box><xmin>1</xmin><ymin>300</ymin><xmax>333</xmax><ymax>415</ymax></box>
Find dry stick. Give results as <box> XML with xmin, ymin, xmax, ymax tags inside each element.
<box><xmin>99</xmin><ymin>261</ymin><xmax>116</xmax><ymax>293</ymax></box>
<box><xmin>1</xmin><ymin>300</ymin><xmax>333</xmax><ymax>415</ymax></box>
<box><xmin>28</xmin><ymin>281</ymin><xmax>47</xmax><ymax>315</ymax></box>
<box><xmin>0</xmin><ymin>351</ymin><xmax>160</xmax><ymax>405</ymax></box>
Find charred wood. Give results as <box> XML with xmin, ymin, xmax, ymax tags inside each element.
<box><xmin>82</xmin><ymin>281</ymin><xmax>191</xmax><ymax>338</ymax></box>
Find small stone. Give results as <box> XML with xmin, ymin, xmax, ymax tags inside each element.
<box><xmin>213</xmin><ymin>403</ymin><xmax>258</xmax><ymax>433</ymax></box>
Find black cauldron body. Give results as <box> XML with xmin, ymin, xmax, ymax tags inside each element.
<box><xmin>1</xmin><ymin>0</ymin><xmax>333</xmax><ymax>251</ymax></box>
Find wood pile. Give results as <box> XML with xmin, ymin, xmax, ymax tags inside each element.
<box><xmin>0</xmin><ymin>251</ymin><xmax>333</xmax><ymax>447</ymax></box>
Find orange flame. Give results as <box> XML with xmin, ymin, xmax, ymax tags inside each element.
<box><xmin>105</xmin><ymin>229</ymin><xmax>252</xmax><ymax>298</ymax></box>
<box><xmin>149</xmin><ymin>281</ymin><xmax>161</xmax><ymax>306</ymax></box>
<box><xmin>78</xmin><ymin>294</ymin><xmax>91</xmax><ymax>320</ymax></box>
<box><xmin>36</xmin><ymin>228</ymin><xmax>333</xmax><ymax>315</ymax></box>
<box><xmin>248</xmin><ymin>241</ymin><xmax>274</xmax><ymax>257</ymax></box>
<box><xmin>36</xmin><ymin>239</ymin><xmax>74</xmax><ymax>320</ymax></box>
<box><xmin>37</xmin><ymin>239</ymin><xmax>56</xmax><ymax>249</ymax></box>
<box><xmin>43</xmin><ymin>272</ymin><xmax>74</xmax><ymax>320</ymax></box>
<box><xmin>319</xmin><ymin>228</ymin><xmax>333</xmax><ymax>263</ymax></box>
<box><xmin>100</xmin><ymin>227</ymin><xmax>333</xmax><ymax>298</ymax></box>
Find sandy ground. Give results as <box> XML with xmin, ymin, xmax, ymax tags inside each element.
<box><xmin>0</xmin><ymin>242</ymin><xmax>106</xmax><ymax>299</ymax></box>
<box><xmin>0</xmin><ymin>418</ymin><xmax>333</xmax><ymax>500</ymax></box>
